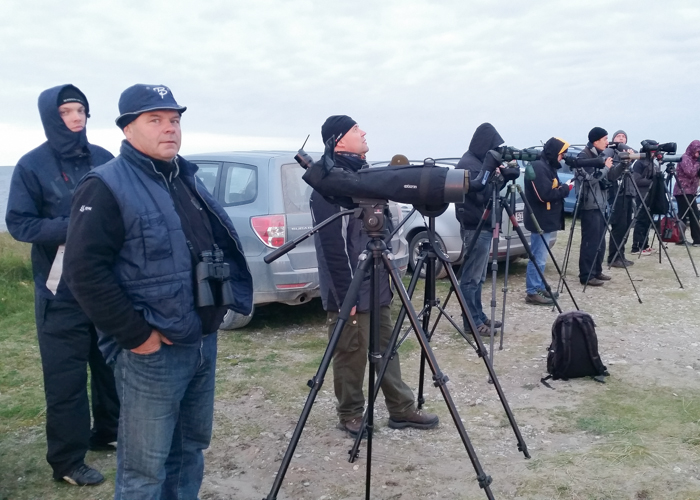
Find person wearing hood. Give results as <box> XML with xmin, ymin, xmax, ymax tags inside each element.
<box><xmin>310</xmin><ymin>115</ymin><xmax>439</xmax><ymax>440</ymax></box>
<box><xmin>606</xmin><ymin>130</ymin><xmax>637</xmax><ymax>267</ymax></box>
<box><xmin>5</xmin><ymin>85</ymin><xmax>118</xmax><ymax>486</ymax></box>
<box><xmin>576</xmin><ymin>127</ymin><xmax>614</xmax><ymax>286</ymax></box>
<box><xmin>63</xmin><ymin>84</ymin><xmax>253</xmax><ymax>499</ymax></box>
<box><xmin>454</xmin><ymin>123</ymin><xmax>505</xmax><ymax>336</ymax></box>
<box><xmin>523</xmin><ymin>137</ymin><xmax>571</xmax><ymax>305</ymax></box>
<box><xmin>672</xmin><ymin>140</ymin><xmax>700</xmax><ymax>246</ymax></box>
<box><xmin>630</xmin><ymin>152</ymin><xmax>660</xmax><ymax>255</ymax></box>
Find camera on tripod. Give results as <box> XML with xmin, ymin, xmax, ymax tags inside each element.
<box><xmin>495</xmin><ymin>146</ymin><xmax>540</xmax><ymax>162</ymax></box>
<box><xmin>194</xmin><ymin>244</ymin><xmax>236</xmax><ymax>307</ymax></box>
<box><xmin>617</xmin><ymin>140</ymin><xmax>678</xmax><ymax>162</ymax></box>
<box><xmin>563</xmin><ymin>156</ymin><xmax>606</xmax><ymax>170</ymax></box>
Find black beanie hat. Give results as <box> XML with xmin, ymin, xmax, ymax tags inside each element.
<box><xmin>588</xmin><ymin>127</ymin><xmax>608</xmax><ymax>143</ymax></box>
<box><xmin>321</xmin><ymin>115</ymin><xmax>357</xmax><ymax>144</ymax></box>
<box><xmin>58</xmin><ymin>86</ymin><xmax>87</xmax><ymax>108</ymax></box>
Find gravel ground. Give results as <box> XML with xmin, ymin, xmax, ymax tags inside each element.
<box><xmin>199</xmin><ymin>233</ymin><xmax>700</xmax><ymax>500</ymax></box>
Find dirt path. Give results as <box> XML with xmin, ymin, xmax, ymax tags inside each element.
<box><xmin>200</xmin><ymin>242</ymin><xmax>700</xmax><ymax>500</ymax></box>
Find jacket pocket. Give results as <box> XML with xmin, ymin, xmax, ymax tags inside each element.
<box><xmin>128</xmin><ymin>281</ymin><xmax>186</xmax><ymax>337</ymax></box>
<box><xmin>140</xmin><ymin>212</ymin><xmax>172</xmax><ymax>261</ymax></box>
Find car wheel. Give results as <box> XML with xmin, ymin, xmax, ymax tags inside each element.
<box><xmin>219</xmin><ymin>305</ymin><xmax>255</xmax><ymax>330</ymax></box>
<box><xmin>409</xmin><ymin>231</ymin><xmax>448</xmax><ymax>279</ymax></box>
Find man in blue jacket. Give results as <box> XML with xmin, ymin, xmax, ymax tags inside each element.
<box><xmin>5</xmin><ymin>84</ymin><xmax>119</xmax><ymax>486</ymax></box>
<box><xmin>63</xmin><ymin>84</ymin><xmax>253</xmax><ymax>499</ymax></box>
<box><xmin>523</xmin><ymin>137</ymin><xmax>571</xmax><ymax>305</ymax></box>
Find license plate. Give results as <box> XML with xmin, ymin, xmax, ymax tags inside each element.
<box><xmin>516</xmin><ymin>211</ymin><xmax>524</xmax><ymax>223</ymax></box>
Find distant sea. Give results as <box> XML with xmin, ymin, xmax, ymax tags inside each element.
<box><xmin>0</xmin><ymin>166</ymin><xmax>14</xmax><ymax>231</ymax></box>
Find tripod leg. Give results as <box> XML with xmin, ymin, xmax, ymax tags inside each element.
<box><xmin>553</xmin><ymin>179</ymin><xmax>586</xmax><ymax>312</ymax></box>
<box><xmin>499</xmin><ymin>184</ymin><xmax>517</xmax><ymax>349</ymax></box>
<box><xmin>581</xmin><ymin>180</ymin><xmax>642</xmax><ymax>301</ymax></box>
<box><xmin>265</xmin><ymin>254</ymin><xmax>372</xmax><ymax>500</ymax></box>
<box><xmin>638</xmin><ymin>173</ymin><xmax>687</xmax><ymax>286</ymax></box>
<box><xmin>500</xmin><ymin>199</ymin><xmax>564</xmax><ymax>313</ymax></box>
<box><xmin>389</xmin><ymin>250</ymin><xmax>531</xmax><ymax>463</ymax></box>
<box><xmin>514</xmin><ymin>183</ymin><xmax>579</xmax><ymax>310</ymax></box>
<box><xmin>382</xmin><ymin>252</ymin><xmax>497</xmax><ymax>499</ymax></box>
<box><xmin>668</xmin><ymin>178</ymin><xmax>700</xmax><ymax>276</ymax></box>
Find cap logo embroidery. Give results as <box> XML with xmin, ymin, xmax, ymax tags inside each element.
<box><xmin>153</xmin><ymin>87</ymin><xmax>168</xmax><ymax>99</ymax></box>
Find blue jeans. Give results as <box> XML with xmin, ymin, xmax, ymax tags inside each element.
<box><xmin>459</xmin><ymin>229</ymin><xmax>492</xmax><ymax>329</ymax></box>
<box><xmin>113</xmin><ymin>333</ymin><xmax>217</xmax><ymax>500</ymax></box>
<box><xmin>526</xmin><ymin>232</ymin><xmax>552</xmax><ymax>295</ymax></box>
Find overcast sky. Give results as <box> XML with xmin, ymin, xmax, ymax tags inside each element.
<box><xmin>1</xmin><ymin>0</ymin><xmax>699</xmax><ymax>165</ymax></box>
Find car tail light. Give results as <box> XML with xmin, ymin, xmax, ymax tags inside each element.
<box><xmin>251</xmin><ymin>215</ymin><xmax>286</xmax><ymax>248</ymax></box>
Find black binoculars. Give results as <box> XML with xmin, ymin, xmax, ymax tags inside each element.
<box><xmin>194</xmin><ymin>244</ymin><xmax>236</xmax><ymax>308</ymax></box>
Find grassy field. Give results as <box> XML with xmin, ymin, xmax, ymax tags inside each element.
<box><xmin>2</xmin><ymin>225</ymin><xmax>700</xmax><ymax>499</ymax></box>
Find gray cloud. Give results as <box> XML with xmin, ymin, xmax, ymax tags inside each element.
<box><xmin>1</xmin><ymin>0</ymin><xmax>699</xmax><ymax>164</ymax></box>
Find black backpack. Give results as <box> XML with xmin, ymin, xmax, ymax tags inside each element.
<box><xmin>541</xmin><ymin>311</ymin><xmax>609</xmax><ymax>388</ymax></box>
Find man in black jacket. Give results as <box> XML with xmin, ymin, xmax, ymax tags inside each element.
<box><xmin>5</xmin><ymin>84</ymin><xmax>118</xmax><ymax>486</ymax></box>
<box><xmin>454</xmin><ymin>123</ymin><xmax>504</xmax><ymax>335</ymax></box>
<box><xmin>311</xmin><ymin>115</ymin><xmax>438</xmax><ymax>438</ymax></box>
<box><xmin>606</xmin><ymin>130</ymin><xmax>636</xmax><ymax>267</ymax></box>
<box><xmin>576</xmin><ymin>127</ymin><xmax>614</xmax><ymax>286</ymax></box>
<box><xmin>62</xmin><ymin>84</ymin><xmax>253</xmax><ymax>499</ymax></box>
<box><xmin>630</xmin><ymin>155</ymin><xmax>659</xmax><ymax>255</ymax></box>
<box><xmin>523</xmin><ymin>137</ymin><xmax>571</xmax><ymax>305</ymax></box>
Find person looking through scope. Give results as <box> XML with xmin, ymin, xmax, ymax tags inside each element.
<box><xmin>576</xmin><ymin>127</ymin><xmax>614</xmax><ymax>286</ymax></box>
<box><xmin>309</xmin><ymin>115</ymin><xmax>439</xmax><ymax>438</ymax></box>
<box><xmin>523</xmin><ymin>137</ymin><xmax>572</xmax><ymax>305</ymax></box>
<box><xmin>606</xmin><ymin>130</ymin><xmax>637</xmax><ymax>267</ymax></box>
<box><xmin>672</xmin><ymin>140</ymin><xmax>700</xmax><ymax>246</ymax></box>
<box><xmin>630</xmin><ymin>150</ymin><xmax>660</xmax><ymax>255</ymax></box>
<box><xmin>454</xmin><ymin>123</ymin><xmax>506</xmax><ymax>337</ymax></box>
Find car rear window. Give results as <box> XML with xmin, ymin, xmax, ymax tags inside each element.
<box><xmin>191</xmin><ymin>162</ymin><xmax>220</xmax><ymax>194</ymax></box>
<box><xmin>221</xmin><ymin>162</ymin><xmax>257</xmax><ymax>206</ymax></box>
<box><xmin>281</xmin><ymin>163</ymin><xmax>312</xmax><ymax>213</ymax></box>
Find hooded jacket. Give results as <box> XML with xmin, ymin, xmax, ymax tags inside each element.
<box><xmin>672</xmin><ymin>140</ymin><xmax>700</xmax><ymax>196</ymax></box>
<box><xmin>310</xmin><ymin>152</ymin><xmax>393</xmax><ymax>313</ymax></box>
<box><xmin>524</xmin><ymin>139</ymin><xmax>570</xmax><ymax>233</ymax></box>
<box><xmin>632</xmin><ymin>156</ymin><xmax>658</xmax><ymax>198</ymax></box>
<box><xmin>5</xmin><ymin>84</ymin><xmax>114</xmax><ymax>301</ymax></box>
<box><xmin>454</xmin><ymin>123</ymin><xmax>504</xmax><ymax>230</ymax></box>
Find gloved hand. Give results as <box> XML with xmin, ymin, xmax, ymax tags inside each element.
<box><xmin>317</xmin><ymin>135</ymin><xmax>336</xmax><ymax>176</ymax></box>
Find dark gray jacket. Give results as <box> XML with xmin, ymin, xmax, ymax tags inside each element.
<box><xmin>310</xmin><ymin>153</ymin><xmax>393</xmax><ymax>313</ymax></box>
<box><xmin>575</xmin><ymin>143</ymin><xmax>618</xmax><ymax>211</ymax></box>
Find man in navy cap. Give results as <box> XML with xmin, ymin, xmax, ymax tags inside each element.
<box><xmin>6</xmin><ymin>84</ymin><xmax>118</xmax><ymax>486</ymax></box>
<box><xmin>63</xmin><ymin>84</ymin><xmax>253</xmax><ymax>499</ymax></box>
<box><xmin>310</xmin><ymin>115</ymin><xmax>439</xmax><ymax>438</ymax></box>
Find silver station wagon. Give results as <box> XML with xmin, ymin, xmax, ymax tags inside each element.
<box><xmin>187</xmin><ymin>151</ymin><xmax>409</xmax><ymax>328</ymax></box>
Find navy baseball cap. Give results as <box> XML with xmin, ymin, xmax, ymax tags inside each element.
<box><xmin>115</xmin><ymin>84</ymin><xmax>187</xmax><ymax>129</ymax></box>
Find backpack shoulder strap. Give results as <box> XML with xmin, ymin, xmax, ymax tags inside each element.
<box><xmin>573</xmin><ymin>312</ymin><xmax>609</xmax><ymax>378</ymax></box>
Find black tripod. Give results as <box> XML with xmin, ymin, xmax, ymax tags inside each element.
<box><xmin>345</xmin><ymin>206</ymin><xmax>531</xmax><ymax>464</ymax></box>
<box><xmin>555</xmin><ymin>166</ymin><xmax>643</xmax><ymax>301</ymax></box>
<box><xmin>263</xmin><ymin>199</ymin><xmax>501</xmax><ymax>500</ymax></box>
<box><xmin>459</xmin><ymin>177</ymin><xmax>577</xmax><ymax>341</ymax></box>
<box><xmin>645</xmin><ymin>162</ymin><xmax>700</xmax><ymax>274</ymax></box>
<box><xmin>607</xmin><ymin>160</ymin><xmax>696</xmax><ymax>280</ymax></box>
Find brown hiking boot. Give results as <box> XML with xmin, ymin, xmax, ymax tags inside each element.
<box><xmin>483</xmin><ymin>318</ymin><xmax>502</xmax><ymax>329</ymax></box>
<box><xmin>595</xmin><ymin>273</ymin><xmax>611</xmax><ymax>281</ymax></box>
<box><xmin>337</xmin><ymin>417</ymin><xmax>367</xmax><ymax>439</ymax></box>
<box><xmin>525</xmin><ymin>291</ymin><xmax>553</xmax><ymax>305</ymax></box>
<box><xmin>582</xmin><ymin>277</ymin><xmax>605</xmax><ymax>286</ymax></box>
<box><xmin>388</xmin><ymin>409</ymin><xmax>439</xmax><ymax>430</ymax></box>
